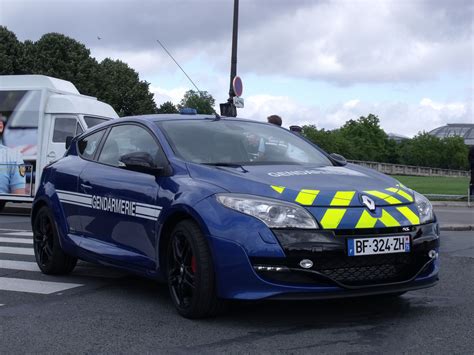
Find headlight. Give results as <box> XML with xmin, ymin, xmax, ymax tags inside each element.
<box><xmin>216</xmin><ymin>193</ymin><xmax>318</xmax><ymax>229</ymax></box>
<box><xmin>414</xmin><ymin>191</ymin><xmax>434</xmax><ymax>224</ymax></box>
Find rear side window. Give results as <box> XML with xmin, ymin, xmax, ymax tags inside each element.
<box><xmin>78</xmin><ymin>130</ymin><xmax>105</xmax><ymax>160</ymax></box>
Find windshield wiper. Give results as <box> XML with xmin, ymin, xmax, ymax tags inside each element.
<box><xmin>203</xmin><ymin>162</ymin><xmax>248</xmax><ymax>173</ymax></box>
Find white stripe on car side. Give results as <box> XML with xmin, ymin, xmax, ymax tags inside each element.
<box><xmin>56</xmin><ymin>190</ymin><xmax>161</xmax><ymax>221</ymax></box>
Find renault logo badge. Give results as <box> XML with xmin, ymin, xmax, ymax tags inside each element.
<box><xmin>361</xmin><ymin>195</ymin><xmax>376</xmax><ymax>211</ymax></box>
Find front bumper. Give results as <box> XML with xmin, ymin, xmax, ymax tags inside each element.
<box><xmin>208</xmin><ymin>222</ymin><xmax>439</xmax><ymax>300</ymax></box>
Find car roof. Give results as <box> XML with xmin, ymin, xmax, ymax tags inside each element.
<box><xmin>122</xmin><ymin>113</ymin><xmax>266</xmax><ymax>125</ymax></box>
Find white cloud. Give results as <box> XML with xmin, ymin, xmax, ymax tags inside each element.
<box><xmin>238</xmin><ymin>95</ymin><xmax>471</xmax><ymax>137</ymax></box>
<box><xmin>3</xmin><ymin>0</ymin><xmax>472</xmax><ymax>85</ymax></box>
<box><xmin>150</xmin><ymin>86</ymin><xmax>187</xmax><ymax>106</ymax></box>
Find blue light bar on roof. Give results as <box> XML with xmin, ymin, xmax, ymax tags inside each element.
<box><xmin>179</xmin><ymin>107</ymin><xmax>197</xmax><ymax>115</ymax></box>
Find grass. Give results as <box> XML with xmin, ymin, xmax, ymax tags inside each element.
<box><xmin>391</xmin><ymin>175</ymin><xmax>470</xmax><ymax>196</ymax></box>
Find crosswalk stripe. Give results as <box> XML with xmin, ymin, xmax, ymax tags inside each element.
<box><xmin>3</xmin><ymin>231</ymin><xmax>33</xmax><ymax>237</ymax></box>
<box><xmin>0</xmin><ymin>246</ymin><xmax>34</xmax><ymax>256</ymax></box>
<box><xmin>0</xmin><ymin>277</ymin><xmax>83</xmax><ymax>294</ymax></box>
<box><xmin>0</xmin><ymin>260</ymin><xmax>39</xmax><ymax>271</ymax></box>
<box><xmin>0</xmin><ymin>237</ymin><xmax>32</xmax><ymax>244</ymax></box>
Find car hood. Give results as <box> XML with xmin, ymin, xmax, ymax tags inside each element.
<box><xmin>186</xmin><ymin>163</ymin><xmax>414</xmax><ymax>208</ymax></box>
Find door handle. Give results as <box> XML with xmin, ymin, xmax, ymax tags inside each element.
<box><xmin>80</xmin><ymin>183</ymin><xmax>93</xmax><ymax>191</ymax></box>
<box><xmin>47</xmin><ymin>151</ymin><xmax>56</xmax><ymax>159</ymax></box>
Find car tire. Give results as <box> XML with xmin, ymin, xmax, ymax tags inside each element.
<box><xmin>33</xmin><ymin>206</ymin><xmax>77</xmax><ymax>275</ymax></box>
<box><xmin>0</xmin><ymin>201</ymin><xmax>6</xmax><ymax>213</ymax></box>
<box><xmin>167</xmin><ymin>220</ymin><xmax>226</xmax><ymax>319</ymax></box>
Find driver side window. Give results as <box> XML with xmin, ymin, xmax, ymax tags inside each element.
<box><xmin>98</xmin><ymin>124</ymin><xmax>162</xmax><ymax>168</ymax></box>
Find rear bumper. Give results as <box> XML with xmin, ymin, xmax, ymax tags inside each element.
<box><xmin>208</xmin><ymin>222</ymin><xmax>439</xmax><ymax>300</ymax></box>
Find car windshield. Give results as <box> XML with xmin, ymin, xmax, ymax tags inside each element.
<box><xmin>158</xmin><ymin>119</ymin><xmax>332</xmax><ymax>166</ymax></box>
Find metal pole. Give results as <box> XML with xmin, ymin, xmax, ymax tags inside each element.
<box><xmin>228</xmin><ymin>0</ymin><xmax>239</xmax><ymax>100</ymax></box>
<box><xmin>220</xmin><ymin>0</ymin><xmax>239</xmax><ymax>117</ymax></box>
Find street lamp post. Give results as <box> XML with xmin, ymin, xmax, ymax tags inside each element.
<box><xmin>220</xmin><ymin>0</ymin><xmax>239</xmax><ymax>117</ymax></box>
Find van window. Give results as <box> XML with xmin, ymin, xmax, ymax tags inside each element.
<box><xmin>78</xmin><ymin>130</ymin><xmax>105</xmax><ymax>160</ymax></box>
<box><xmin>53</xmin><ymin>117</ymin><xmax>79</xmax><ymax>143</ymax></box>
<box><xmin>0</xmin><ymin>90</ymin><xmax>41</xmax><ymax>128</ymax></box>
<box><xmin>84</xmin><ymin>116</ymin><xmax>107</xmax><ymax>128</ymax></box>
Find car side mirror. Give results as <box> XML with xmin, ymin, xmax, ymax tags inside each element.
<box><xmin>119</xmin><ymin>152</ymin><xmax>164</xmax><ymax>175</ymax></box>
<box><xmin>65</xmin><ymin>136</ymin><xmax>73</xmax><ymax>150</ymax></box>
<box><xmin>329</xmin><ymin>153</ymin><xmax>347</xmax><ymax>166</ymax></box>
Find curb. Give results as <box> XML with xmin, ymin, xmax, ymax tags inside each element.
<box><xmin>431</xmin><ymin>201</ymin><xmax>471</xmax><ymax>208</ymax></box>
<box><xmin>440</xmin><ymin>225</ymin><xmax>474</xmax><ymax>231</ymax></box>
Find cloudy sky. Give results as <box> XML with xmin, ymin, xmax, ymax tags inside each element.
<box><xmin>1</xmin><ymin>0</ymin><xmax>473</xmax><ymax>136</ymax></box>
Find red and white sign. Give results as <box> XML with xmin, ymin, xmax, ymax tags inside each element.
<box><xmin>232</xmin><ymin>76</ymin><xmax>243</xmax><ymax>97</ymax></box>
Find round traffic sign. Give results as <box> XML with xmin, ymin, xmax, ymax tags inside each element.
<box><xmin>233</xmin><ymin>76</ymin><xmax>243</xmax><ymax>97</ymax></box>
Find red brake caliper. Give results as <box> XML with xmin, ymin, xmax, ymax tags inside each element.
<box><xmin>191</xmin><ymin>256</ymin><xmax>197</xmax><ymax>273</ymax></box>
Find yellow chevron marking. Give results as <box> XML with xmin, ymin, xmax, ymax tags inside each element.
<box><xmin>330</xmin><ymin>191</ymin><xmax>355</xmax><ymax>206</ymax></box>
<box><xmin>320</xmin><ymin>208</ymin><xmax>347</xmax><ymax>229</ymax></box>
<box><xmin>295</xmin><ymin>189</ymin><xmax>320</xmax><ymax>206</ymax></box>
<box><xmin>356</xmin><ymin>209</ymin><xmax>401</xmax><ymax>228</ymax></box>
<box><xmin>396</xmin><ymin>206</ymin><xmax>420</xmax><ymax>225</ymax></box>
<box><xmin>364</xmin><ymin>190</ymin><xmax>402</xmax><ymax>205</ymax></box>
<box><xmin>271</xmin><ymin>185</ymin><xmax>285</xmax><ymax>194</ymax></box>
<box><xmin>386</xmin><ymin>187</ymin><xmax>414</xmax><ymax>202</ymax></box>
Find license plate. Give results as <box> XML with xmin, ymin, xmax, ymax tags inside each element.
<box><xmin>347</xmin><ymin>235</ymin><xmax>411</xmax><ymax>256</ymax></box>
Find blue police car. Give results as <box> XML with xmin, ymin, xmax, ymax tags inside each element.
<box><xmin>31</xmin><ymin>113</ymin><xmax>439</xmax><ymax>318</ymax></box>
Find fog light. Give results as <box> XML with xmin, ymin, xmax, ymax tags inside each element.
<box><xmin>299</xmin><ymin>259</ymin><xmax>313</xmax><ymax>269</ymax></box>
<box><xmin>428</xmin><ymin>250</ymin><xmax>438</xmax><ymax>259</ymax></box>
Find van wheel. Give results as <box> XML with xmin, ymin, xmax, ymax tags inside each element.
<box><xmin>167</xmin><ymin>220</ymin><xmax>226</xmax><ymax>318</ymax></box>
<box><xmin>33</xmin><ymin>206</ymin><xmax>77</xmax><ymax>274</ymax></box>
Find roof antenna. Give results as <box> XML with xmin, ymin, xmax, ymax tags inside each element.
<box><xmin>156</xmin><ymin>38</ymin><xmax>220</xmax><ymax>119</ymax></box>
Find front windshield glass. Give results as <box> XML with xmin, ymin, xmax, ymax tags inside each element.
<box><xmin>158</xmin><ymin>119</ymin><xmax>332</xmax><ymax>166</ymax></box>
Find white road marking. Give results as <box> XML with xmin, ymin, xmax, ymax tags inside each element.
<box><xmin>0</xmin><ymin>246</ymin><xmax>34</xmax><ymax>256</ymax></box>
<box><xmin>0</xmin><ymin>260</ymin><xmax>39</xmax><ymax>271</ymax></box>
<box><xmin>0</xmin><ymin>237</ymin><xmax>32</xmax><ymax>244</ymax></box>
<box><xmin>0</xmin><ymin>277</ymin><xmax>83</xmax><ymax>294</ymax></box>
<box><xmin>0</xmin><ymin>228</ymin><xmax>30</xmax><ymax>232</ymax></box>
<box><xmin>3</xmin><ymin>232</ymin><xmax>33</xmax><ymax>237</ymax></box>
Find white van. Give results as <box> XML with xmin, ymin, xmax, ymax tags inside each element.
<box><xmin>0</xmin><ymin>75</ymin><xmax>118</xmax><ymax>210</ymax></box>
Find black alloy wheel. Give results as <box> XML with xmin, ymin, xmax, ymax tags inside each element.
<box><xmin>167</xmin><ymin>220</ymin><xmax>225</xmax><ymax>318</ymax></box>
<box><xmin>168</xmin><ymin>231</ymin><xmax>196</xmax><ymax>309</ymax></box>
<box><xmin>33</xmin><ymin>206</ymin><xmax>77</xmax><ymax>274</ymax></box>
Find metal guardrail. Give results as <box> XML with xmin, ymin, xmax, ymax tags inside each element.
<box><xmin>348</xmin><ymin>160</ymin><xmax>469</xmax><ymax>177</ymax></box>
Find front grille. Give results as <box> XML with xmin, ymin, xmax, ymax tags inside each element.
<box><xmin>252</xmin><ymin>246</ymin><xmax>435</xmax><ymax>287</ymax></box>
<box><xmin>313</xmin><ymin>253</ymin><xmax>423</xmax><ymax>285</ymax></box>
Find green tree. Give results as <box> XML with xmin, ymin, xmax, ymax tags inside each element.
<box><xmin>157</xmin><ymin>101</ymin><xmax>179</xmax><ymax>114</ymax></box>
<box><xmin>338</xmin><ymin>114</ymin><xmax>392</xmax><ymax>162</ymax></box>
<box><xmin>96</xmin><ymin>58</ymin><xmax>157</xmax><ymax>116</ymax></box>
<box><xmin>399</xmin><ymin>133</ymin><xmax>444</xmax><ymax>168</ymax></box>
<box><xmin>22</xmin><ymin>32</ymin><xmax>99</xmax><ymax>96</ymax></box>
<box><xmin>441</xmin><ymin>136</ymin><xmax>469</xmax><ymax>170</ymax></box>
<box><xmin>178</xmin><ymin>90</ymin><xmax>215</xmax><ymax>114</ymax></box>
<box><xmin>0</xmin><ymin>26</ymin><xmax>23</xmax><ymax>74</ymax></box>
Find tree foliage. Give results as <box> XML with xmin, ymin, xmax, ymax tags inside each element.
<box><xmin>0</xmin><ymin>26</ymin><xmax>156</xmax><ymax>116</ymax></box>
<box><xmin>303</xmin><ymin>115</ymin><xmax>469</xmax><ymax>170</ymax></box>
<box><xmin>96</xmin><ymin>58</ymin><xmax>156</xmax><ymax>116</ymax></box>
<box><xmin>0</xmin><ymin>26</ymin><xmax>23</xmax><ymax>74</ymax></box>
<box><xmin>178</xmin><ymin>90</ymin><xmax>215</xmax><ymax>114</ymax></box>
<box><xmin>157</xmin><ymin>101</ymin><xmax>179</xmax><ymax>114</ymax></box>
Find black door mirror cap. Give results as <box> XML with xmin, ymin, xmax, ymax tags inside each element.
<box><xmin>329</xmin><ymin>153</ymin><xmax>347</xmax><ymax>166</ymax></box>
<box><xmin>119</xmin><ymin>152</ymin><xmax>165</xmax><ymax>176</ymax></box>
